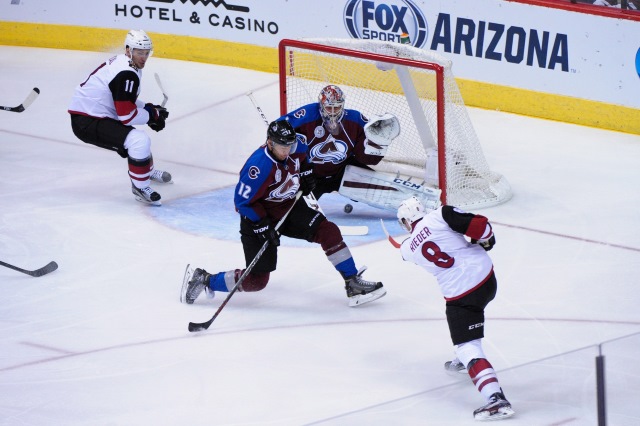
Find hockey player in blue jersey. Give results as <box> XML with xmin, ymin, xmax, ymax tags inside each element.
<box><xmin>181</xmin><ymin>119</ymin><xmax>386</xmax><ymax>307</ymax></box>
<box><xmin>279</xmin><ymin>85</ymin><xmax>399</xmax><ymax>200</ymax></box>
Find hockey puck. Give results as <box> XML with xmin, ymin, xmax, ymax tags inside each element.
<box><xmin>344</xmin><ymin>204</ymin><xmax>353</xmax><ymax>213</ymax></box>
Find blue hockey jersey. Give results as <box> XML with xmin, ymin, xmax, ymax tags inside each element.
<box><xmin>234</xmin><ymin>140</ymin><xmax>307</xmax><ymax>223</ymax></box>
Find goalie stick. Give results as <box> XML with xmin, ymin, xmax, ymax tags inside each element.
<box><xmin>0</xmin><ymin>260</ymin><xmax>58</xmax><ymax>277</ymax></box>
<box><xmin>1</xmin><ymin>87</ymin><xmax>40</xmax><ymax>113</ymax></box>
<box><xmin>246</xmin><ymin>91</ymin><xmax>369</xmax><ymax>236</ymax></box>
<box><xmin>188</xmin><ymin>192</ymin><xmax>303</xmax><ymax>333</ymax></box>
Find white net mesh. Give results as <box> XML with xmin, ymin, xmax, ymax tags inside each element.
<box><xmin>280</xmin><ymin>38</ymin><xmax>512</xmax><ymax>209</ymax></box>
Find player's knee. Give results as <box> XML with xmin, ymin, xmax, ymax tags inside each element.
<box><xmin>312</xmin><ymin>219</ymin><xmax>342</xmax><ymax>247</ymax></box>
<box><xmin>124</xmin><ymin>129</ymin><xmax>151</xmax><ymax>159</ymax></box>
<box><xmin>240</xmin><ymin>272</ymin><xmax>270</xmax><ymax>292</ymax></box>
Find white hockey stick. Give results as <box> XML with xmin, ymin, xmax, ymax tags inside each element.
<box><xmin>1</xmin><ymin>87</ymin><xmax>40</xmax><ymax>113</ymax></box>
<box><xmin>154</xmin><ymin>73</ymin><xmax>168</xmax><ymax>107</ymax></box>
<box><xmin>246</xmin><ymin>91</ymin><xmax>369</xmax><ymax>236</ymax></box>
<box><xmin>380</xmin><ymin>219</ymin><xmax>402</xmax><ymax>249</ymax></box>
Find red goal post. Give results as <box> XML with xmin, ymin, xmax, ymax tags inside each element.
<box><xmin>278</xmin><ymin>38</ymin><xmax>512</xmax><ymax>210</ymax></box>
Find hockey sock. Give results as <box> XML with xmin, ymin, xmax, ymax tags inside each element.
<box><xmin>210</xmin><ymin>272</ymin><xmax>230</xmax><ymax>292</ymax></box>
<box><xmin>313</xmin><ymin>220</ymin><xmax>358</xmax><ymax>277</ymax></box>
<box><xmin>468</xmin><ymin>358</ymin><xmax>502</xmax><ymax>400</ymax></box>
<box><xmin>128</xmin><ymin>155</ymin><xmax>153</xmax><ymax>188</ymax></box>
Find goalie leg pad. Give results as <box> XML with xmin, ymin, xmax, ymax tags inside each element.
<box><xmin>338</xmin><ymin>165</ymin><xmax>441</xmax><ymax>212</ymax></box>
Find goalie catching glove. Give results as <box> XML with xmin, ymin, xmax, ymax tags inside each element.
<box><xmin>144</xmin><ymin>103</ymin><xmax>169</xmax><ymax>132</ymax></box>
<box><xmin>364</xmin><ymin>113</ymin><xmax>400</xmax><ymax>156</ymax></box>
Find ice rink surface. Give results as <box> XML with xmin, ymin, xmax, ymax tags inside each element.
<box><xmin>1</xmin><ymin>46</ymin><xmax>640</xmax><ymax>425</ymax></box>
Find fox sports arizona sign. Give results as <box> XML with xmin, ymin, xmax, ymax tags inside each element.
<box><xmin>344</xmin><ymin>0</ymin><xmax>428</xmax><ymax>48</ymax></box>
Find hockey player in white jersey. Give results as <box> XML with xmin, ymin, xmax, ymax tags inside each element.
<box><xmin>68</xmin><ymin>29</ymin><xmax>172</xmax><ymax>206</ymax></box>
<box><xmin>396</xmin><ymin>196</ymin><xmax>515</xmax><ymax>421</ymax></box>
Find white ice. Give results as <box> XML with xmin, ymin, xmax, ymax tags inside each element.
<box><xmin>1</xmin><ymin>46</ymin><xmax>639</xmax><ymax>425</ymax></box>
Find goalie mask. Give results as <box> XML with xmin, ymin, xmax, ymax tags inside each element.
<box><xmin>318</xmin><ymin>85</ymin><xmax>345</xmax><ymax>132</ymax></box>
<box><xmin>397</xmin><ymin>196</ymin><xmax>427</xmax><ymax>232</ymax></box>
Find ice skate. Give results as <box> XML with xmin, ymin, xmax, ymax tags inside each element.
<box><xmin>444</xmin><ymin>358</ymin><xmax>468</xmax><ymax>375</ymax></box>
<box><xmin>132</xmin><ymin>185</ymin><xmax>161</xmax><ymax>206</ymax></box>
<box><xmin>473</xmin><ymin>392</ymin><xmax>515</xmax><ymax>421</ymax></box>
<box><xmin>344</xmin><ymin>266</ymin><xmax>386</xmax><ymax>307</ymax></box>
<box><xmin>180</xmin><ymin>264</ymin><xmax>211</xmax><ymax>304</ymax></box>
<box><xmin>150</xmin><ymin>169</ymin><xmax>173</xmax><ymax>184</ymax></box>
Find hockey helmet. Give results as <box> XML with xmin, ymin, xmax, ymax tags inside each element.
<box><xmin>318</xmin><ymin>85</ymin><xmax>345</xmax><ymax>128</ymax></box>
<box><xmin>267</xmin><ymin>119</ymin><xmax>297</xmax><ymax>146</ymax></box>
<box><xmin>125</xmin><ymin>30</ymin><xmax>153</xmax><ymax>52</ymax></box>
<box><xmin>397</xmin><ymin>196</ymin><xmax>427</xmax><ymax>232</ymax></box>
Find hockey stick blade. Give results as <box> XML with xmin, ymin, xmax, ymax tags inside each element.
<box><xmin>154</xmin><ymin>73</ymin><xmax>168</xmax><ymax>107</ymax></box>
<box><xmin>0</xmin><ymin>260</ymin><xmax>58</xmax><ymax>277</ymax></box>
<box><xmin>188</xmin><ymin>319</ymin><xmax>213</xmax><ymax>332</ymax></box>
<box><xmin>380</xmin><ymin>219</ymin><xmax>402</xmax><ymax>249</ymax></box>
<box><xmin>1</xmin><ymin>88</ymin><xmax>40</xmax><ymax>113</ymax></box>
<box><xmin>338</xmin><ymin>225</ymin><xmax>368</xmax><ymax>236</ymax></box>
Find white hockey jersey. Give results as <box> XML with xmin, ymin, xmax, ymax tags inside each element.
<box><xmin>68</xmin><ymin>54</ymin><xmax>149</xmax><ymax>126</ymax></box>
<box><xmin>400</xmin><ymin>206</ymin><xmax>494</xmax><ymax>300</ymax></box>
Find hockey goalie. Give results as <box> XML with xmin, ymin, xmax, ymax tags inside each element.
<box><xmin>279</xmin><ymin>84</ymin><xmax>439</xmax><ymax>213</ymax></box>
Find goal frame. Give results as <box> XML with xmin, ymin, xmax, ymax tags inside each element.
<box><xmin>278</xmin><ymin>38</ymin><xmax>449</xmax><ymax>204</ymax></box>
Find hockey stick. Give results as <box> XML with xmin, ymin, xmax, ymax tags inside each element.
<box><xmin>0</xmin><ymin>260</ymin><xmax>58</xmax><ymax>277</ymax></box>
<box><xmin>246</xmin><ymin>92</ymin><xmax>368</xmax><ymax>236</ymax></box>
<box><xmin>188</xmin><ymin>191</ymin><xmax>303</xmax><ymax>333</ymax></box>
<box><xmin>380</xmin><ymin>219</ymin><xmax>402</xmax><ymax>249</ymax></box>
<box><xmin>1</xmin><ymin>88</ymin><xmax>40</xmax><ymax>113</ymax></box>
<box><xmin>154</xmin><ymin>73</ymin><xmax>168</xmax><ymax>108</ymax></box>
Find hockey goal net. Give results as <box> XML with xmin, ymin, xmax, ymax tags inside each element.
<box><xmin>278</xmin><ymin>38</ymin><xmax>512</xmax><ymax>210</ymax></box>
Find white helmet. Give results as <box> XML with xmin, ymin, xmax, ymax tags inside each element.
<box><xmin>125</xmin><ymin>30</ymin><xmax>153</xmax><ymax>52</ymax></box>
<box><xmin>397</xmin><ymin>196</ymin><xmax>426</xmax><ymax>232</ymax></box>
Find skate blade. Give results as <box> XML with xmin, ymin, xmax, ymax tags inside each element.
<box><xmin>134</xmin><ymin>195</ymin><xmax>161</xmax><ymax>206</ymax></box>
<box><xmin>180</xmin><ymin>264</ymin><xmax>194</xmax><ymax>303</ymax></box>
<box><xmin>474</xmin><ymin>406</ymin><xmax>515</xmax><ymax>421</ymax></box>
<box><xmin>348</xmin><ymin>287</ymin><xmax>386</xmax><ymax>307</ymax></box>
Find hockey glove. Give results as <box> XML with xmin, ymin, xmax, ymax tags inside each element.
<box><xmin>364</xmin><ymin>113</ymin><xmax>400</xmax><ymax>155</ymax></box>
<box><xmin>471</xmin><ymin>235</ymin><xmax>496</xmax><ymax>251</ymax></box>
<box><xmin>299</xmin><ymin>163</ymin><xmax>316</xmax><ymax>196</ymax></box>
<box><xmin>252</xmin><ymin>217</ymin><xmax>280</xmax><ymax>247</ymax></box>
<box><xmin>144</xmin><ymin>103</ymin><xmax>169</xmax><ymax>132</ymax></box>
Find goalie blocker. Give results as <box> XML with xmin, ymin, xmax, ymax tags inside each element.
<box><xmin>339</xmin><ymin>165</ymin><xmax>441</xmax><ymax>212</ymax></box>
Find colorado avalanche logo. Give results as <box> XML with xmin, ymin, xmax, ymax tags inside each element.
<box><xmin>309</xmin><ymin>137</ymin><xmax>348</xmax><ymax>164</ymax></box>
<box><xmin>248</xmin><ymin>166</ymin><xmax>260</xmax><ymax>179</ymax></box>
<box><xmin>266</xmin><ymin>174</ymin><xmax>300</xmax><ymax>202</ymax></box>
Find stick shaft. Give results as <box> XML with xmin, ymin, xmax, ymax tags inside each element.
<box><xmin>188</xmin><ymin>191</ymin><xmax>303</xmax><ymax>332</ymax></box>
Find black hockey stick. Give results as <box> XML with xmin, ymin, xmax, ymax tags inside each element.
<box><xmin>188</xmin><ymin>191</ymin><xmax>303</xmax><ymax>333</ymax></box>
<box><xmin>0</xmin><ymin>260</ymin><xmax>58</xmax><ymax>277</ymax></box>
<box><xmin>1</xmin><ymin>88</ymin><xmax>40</xmax><ymax>113</ymax></box>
